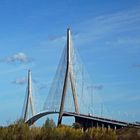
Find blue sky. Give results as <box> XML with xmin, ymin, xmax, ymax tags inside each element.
<box><xmin>0</xmin><ymin>0</ymin><xmax>140</xmax><ymax>125</ymax></box>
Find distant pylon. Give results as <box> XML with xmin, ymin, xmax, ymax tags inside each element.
<box><xmin>23</xmin><ymin>70</ymin><xmax>35</xmax><ymax>122</ymax></box>
<box><xmin>58</xmin><ymin>28</ymin><xmax>79</xmax><ymax>125</ymax></box>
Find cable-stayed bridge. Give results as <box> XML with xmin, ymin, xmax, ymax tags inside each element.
<box><xmin>22</xmin><ymin>28</ymin><xmax>139</xmax><ymax>130</ymax></box>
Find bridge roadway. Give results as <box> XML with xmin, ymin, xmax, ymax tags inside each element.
<box><xmin>26</xmin><ymin>111</ymin><xmax>137</xmax><ymax>129</ymax></box>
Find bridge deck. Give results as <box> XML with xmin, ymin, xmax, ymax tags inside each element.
<box><xmin>63</xmin><ymin>112</ymin><xmax>129</xmax><ymax>126</ymax></box>
<box><xmin>26</xmin><ymin>111</ymin><xmax>140</xmax><ymax>129</ymax></box>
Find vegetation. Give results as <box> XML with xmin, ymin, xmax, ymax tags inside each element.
<box><xmin>0</xmin><ymin>118</ymin><xmax>139</xmax><ymax>140</ymax></box>
<box><xmin>116</xmin><ymin>126</ymin><xmax>140</xmax><ymax>140</ymax></box>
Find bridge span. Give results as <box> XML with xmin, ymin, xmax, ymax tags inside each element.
<box><xmin>26</xmin><ymin>111</ymin><xmax>137</xmax><ymax>129</ymax></box>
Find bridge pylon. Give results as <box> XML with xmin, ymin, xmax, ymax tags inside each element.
<box><xmin>23</xmin><ymin>70</ymin><xmax>35</xmax><ymax>122</ymax></box>
<box><xmin>58</xmin><ymin>28</ymin><xmax>79</xmax><ymax>125</ymax></box>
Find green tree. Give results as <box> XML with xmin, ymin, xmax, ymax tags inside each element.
<box><xmin>72</xmin><ymin>122</ymin><xmax>82</xmax><ymax>129</ymax></box>
<box><xmin>42</xmin><ymin>118</ymin><xmax>56</xmax><ymax>129</ymax></box>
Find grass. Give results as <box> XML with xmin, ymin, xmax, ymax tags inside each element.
<box><xmin>0</xmin><ymin>118</ymin><xmax>140</xmax><ymax>140</ymax></box>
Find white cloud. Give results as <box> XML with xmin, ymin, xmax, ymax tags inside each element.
<box><xmin>87</xmin><ymin>84</ymin><xmax>104</xmax><ymax>90</ymax></box>
<box><xmin>133</xmin><ymin>64</ymin><xmax>140</xmax><ymax>68</ymax></box>
<box><xmin>47</xmin><ymin>35</ymin><xmax>66</xmax><ymax>42</ymax></box>
<box><xmin>6</xmin><ymin>52</ymin><xmax>29</xmax><ymax>63</ymax></box>
<box><xmin>74</xmin><ymin>8</ymin><xmax>140</xmax><ymax>47</ymax></box>
<box><xmin>12</xmin><ymin>77</ymin><xmax>27</xmax><ymax>85</ymax></box>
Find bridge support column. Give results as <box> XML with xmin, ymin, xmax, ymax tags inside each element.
<box><xmin>23</xmin><ymin>70</ymin><xmax>35</xmax><ymax>122</ymax></box>
<box><xmin>97</xmin><ymin>122</ymin><xmax>98</xmax><ymax>128</ymax></box>
<box><xmin>102</xmin><ymin>123</ymin><xmax>104</xmax><ymax>128</ymax></box>
<box><xmin>58</xmin><ymin>28</ymin><xmax>79</xmax><ymax>125</ymax></box>
<box><xmin>91</xmin><ymin>121</ymin><xmax>93</xmax><ymax>127</ymax></box>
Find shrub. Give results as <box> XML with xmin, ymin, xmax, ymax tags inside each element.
<box><xmin>0</xmin><ymin>118</ymin><xmax>119</xmax><ymax>140</ymax></box>
<box><xmin>72</xmin><ymin>122</ymin><xmax>82</xmax><ymax>129</ymax></box>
